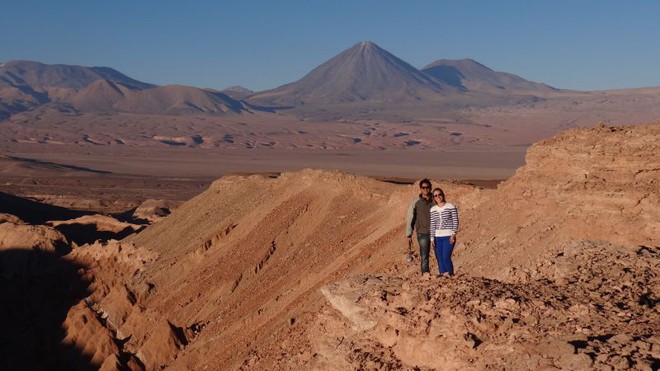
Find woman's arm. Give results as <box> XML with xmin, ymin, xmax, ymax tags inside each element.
<box><xmin>449</xmin><ymin>205</ymin><xmax>459</xmax><ymax>245</ymax></box>
<box><xmin>451</xmin><ymin>205</ymin><xmax>459</xmax><ymax>234</ymax></box>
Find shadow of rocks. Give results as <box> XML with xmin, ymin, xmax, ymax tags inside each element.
<box><xmin>0</xmin><ymin>192</ymin><xmax>92</xmax><ymax>224</ymax></box>
<box><xmin>112</xmin><ymin>207</ymin><xmax>150</xmax><ymax>225</ymax></box>
<box><xmin>112</xmin><ymin>206</ymin><xmax>168</xmax><ymax>226</ymax></box>
<box><xmin>52</xmin><ymin>223</ymin><xmax>141</xmax><ymax>246</ymax></box>
<box><xmin>0</xmin><ymin>248</ymin><xmax>95</xmax><ymax>370</ymax></box>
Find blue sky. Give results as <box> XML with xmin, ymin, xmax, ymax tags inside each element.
<box><xmin>2</xmin><ymin>0</ymin><xmax>659</xmax><ymax>91</ymax></box>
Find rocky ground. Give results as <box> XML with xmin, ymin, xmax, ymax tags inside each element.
<box><xmin>0</xmin><ymin>123</ymin><xmax>657</xmax><ymax>370</ymax></box>
<box><xmin>295</xmin><ymin>240</ymin><xmax>658</xmax><ymax>370</ymax></box>
<box><xmin>456</xmin><ymin>123</ymin><xmax>659</xmax><ymax>282</ymax></box>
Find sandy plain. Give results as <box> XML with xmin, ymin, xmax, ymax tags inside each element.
<box><xmin>2</xmin><ymin>81</ymin><xmax>658</xmax><ymax>212</ymax></box>
<box><xmin>0</xmin><ymin>101</ymin><xmax>538</xmax><ymax>213</ymax></box>
<box><xmin>0</xmin><ymin>133</ymin><xmax>524</xmax><ymax>213</ymax></box>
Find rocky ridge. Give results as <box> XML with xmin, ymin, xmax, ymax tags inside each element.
<box><xmin>457</xmin><ymin>123</ymin><xmax>659</xmax><ymax>282</ymax></box>
<box><xmin>0</xmin><ymin>123</ymin><xmax>657</xmax><ymax>369</ymax></box>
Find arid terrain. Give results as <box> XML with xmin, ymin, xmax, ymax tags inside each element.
<box><xmin>1</xmin><ymin>40</ymin><xmax>659</xmax><ymax>370</ymax></box>
<box><xmin>0</xmin><ymin>123</ymin><xmax>657</xmax><ymax>370</ymax></box>
<box><xmin>2</xmin><ymin>42</ymin><xmax>660</xmax><ymax>213</ymax></box>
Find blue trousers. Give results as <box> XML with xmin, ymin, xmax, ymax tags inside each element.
<box><xmin>434</xmin><ymin>236</ymin><xmax>455</xmax><ymax>275</ymax></box>
<box><xmin>417</xmin><ymin>233</ymin><xmax>431</xmax><ymax>274</ymax></box>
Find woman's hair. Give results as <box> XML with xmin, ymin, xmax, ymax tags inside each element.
<box><xmin>432</xmin><ymin>188</ymin><xmax>445</xmax><ymax>204</ymax></box>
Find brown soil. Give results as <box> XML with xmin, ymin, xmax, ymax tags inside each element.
<box><xmin>0</xmin><ymin>123</ymin><xmax>657</xmax><ymax>370</ymax></box>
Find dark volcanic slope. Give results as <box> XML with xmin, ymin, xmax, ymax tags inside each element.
<box><xmin>422</xmin><ymin>58</ymin><xmax>556</xmax><ymax>93</ymax></box>
<box><xmin>248</xmin><ymin>41</ymin><xmax>456</xmax><ymax>106</ymax></box>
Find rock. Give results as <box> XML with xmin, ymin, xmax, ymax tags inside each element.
<box><xmin>132</xmin><ymin>199</ymin><xmax>179</xmax><ymax>223</ymax></box>
<box><xmin>609</xmin><ymin>333</ymin><xmax>632</xmax><ymax>345</ymax></box>
<box><xmin>0</xmin><ymin>213</ymin><xmax>24</xmax><ymax>224</ymax></box>
<box><xmin>320</xmin><ymin>281</ymin><xmax>377</xmax><ymax>332</ymax></box>
<box><xmin>0</xmin><ymin>221</ymin><xmax>68</xmax><ymax>252</ymax></box>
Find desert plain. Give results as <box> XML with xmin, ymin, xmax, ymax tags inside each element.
<box><xmin>0</xmin><ymin>42</ymin><xmax>659</xmax><ymax>370</ymax></box>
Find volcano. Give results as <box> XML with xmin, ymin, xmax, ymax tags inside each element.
<box><xmin>248</xmin><ymin>41</ymin><xmax>456</xmax><ymax>106</ymax></box>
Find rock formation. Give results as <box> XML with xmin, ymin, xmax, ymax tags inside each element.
<box><xmin>0</xmin><ymin>123</ymin><xmax>657</xmax><ymax>369</ymax></box>
<box><xmin>457</xmin><ymin>123</ymin><xmax>659</xmax><ymax>281</ymax></box>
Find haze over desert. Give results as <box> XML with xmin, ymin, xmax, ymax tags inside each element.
<box><xmin>1</xmin><ymin>1</ymin><xmax>659</xmax><ymax>370</ymax></box>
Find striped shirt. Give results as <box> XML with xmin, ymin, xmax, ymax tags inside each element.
<box><xmin>430</xmin><ymin>202</ymin><xmax>459</xmax><ymax>237</ymax></box>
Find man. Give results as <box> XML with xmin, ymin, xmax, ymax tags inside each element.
<box><xmin>406</xmin><ymin>179</ymin><xmax>434</xmax><ymax>274</ymax></box>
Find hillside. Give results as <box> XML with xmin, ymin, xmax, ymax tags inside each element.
<box><xmin>0</xmin><ymin>123</ymin><xmax>657</xmax><ymax>369</ymax></box>
<box><xmin>457</xmin><ymin>123</ymin><xmax>659</xmax><ymax>280</ymax></box>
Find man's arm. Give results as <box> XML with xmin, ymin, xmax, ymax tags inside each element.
<box><xmin>405</xmin><ymin>199</ymin><xmax>417</xmax><ymax>237</ymax></box>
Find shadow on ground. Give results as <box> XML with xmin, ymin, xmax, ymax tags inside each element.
<box><xmin>0</xmin><ymin>248</ymin><xmax>96</xmax><ymax>370</ymax></box>
<box><xmin>0</xmin><ymin>192</ymin><xmax>92</xmax><ymax>224</ymax></box>
<box><xmin>53</xmin><ymin>223</ymin><xmax>141</xmax><ymax>246</ymax></box>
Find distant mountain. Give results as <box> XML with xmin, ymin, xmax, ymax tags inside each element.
<box><xmin>223</xmin><ymin>86</ymin><xmax>254</xmax><ymax>95</ymax></box>
<box><xmin>222</xmin><ymin>86</ymin><xmax>254</xmax><ymax>100</ymax></box>
<box><xmin>248</xmin><ymin>41</ymin><xmax>455</xmax><ymax>106</ymax></box>
<box><xmin>0</xmin><ymin>60</ymin><xmax>154</xmax><ymax>90</ymax></box>
<box><xmin>111</xmin><ymin>85</ymin><xmax>244</xmax><ymax>115</ymax></box>
<box><xmin>0</xmin><ymin>60</ymin><xmax>246</xmax><ymax>118</ymax></box>
<box><xmin>68</xmin><ymin>80</ymin><xmax>244</xmax><ymax>115</ymax></box>
<box><xmin>0</xmin><ymin>48</ymin><xmax>585</xmax><ymax>122</ymax></box>
<box><xmin>422</xmin><ymin>59</ymin><xmax>556</xmax><ymax>93</ymax></box>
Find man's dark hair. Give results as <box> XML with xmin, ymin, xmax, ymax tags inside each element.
<box><xmin>419</xmin><ymin>178</ymin><xmax>432</xmax><ymax>188</ymax></box>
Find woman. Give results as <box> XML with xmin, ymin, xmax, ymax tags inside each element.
<box><xmin>430</xmin><ymin>188</ymin><xmax>459</xmax><ymax>276</ymax></box>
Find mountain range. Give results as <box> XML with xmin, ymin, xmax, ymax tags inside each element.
<box><xmin>421</xmin><ymin>58</ymin><xmax>556</xmax><ymax>93</ymax></box>
<box><xmin>0</xmin><ymin>60</ymin><xmax>245</xmax><ymax>119</ymax></box>
<box><xmin>1</xmin><ymin>41</ymin><xmax>569</xmax><ymax>120</ymax></box>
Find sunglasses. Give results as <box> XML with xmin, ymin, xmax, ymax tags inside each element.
<box><xmin>433</xmin><ymin>193</ymin><xmax>443</xmax><ymax>198</ymax></box>
<box><xmin>421</xmin><ymin>186</ymin><xmax>431</xmax><ymax>189</ymax></box>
